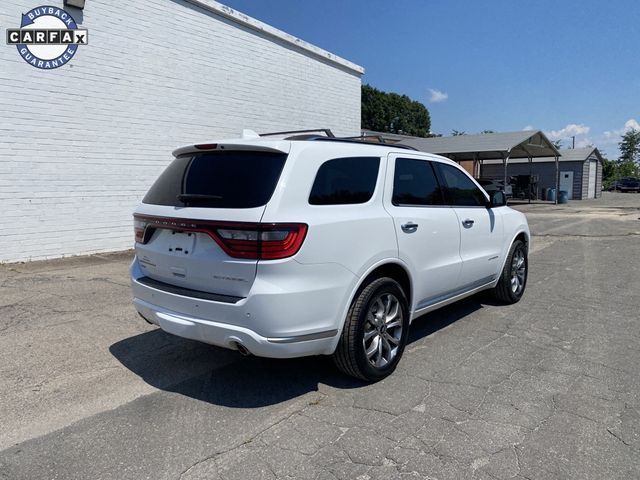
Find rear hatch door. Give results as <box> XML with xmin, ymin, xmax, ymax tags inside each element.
<box><xmin>134</xmin><ymin>146</ymin><xmax>288</xmax><ymax>298</ymax></box>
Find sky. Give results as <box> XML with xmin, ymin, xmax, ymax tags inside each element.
<box><xmin>221</xmin><ymin>0</ymin><xmax>640</xmax><ymax>158</ymax></box>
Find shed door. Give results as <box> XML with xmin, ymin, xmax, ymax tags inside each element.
<box><xmin>560</xmin><ymin>171</ymin><xmax>574</xmax><ymax>199</ymax></box>
<box><xmin>587</xmin><ymin>160</ymin><xmax>597</xmax><ymax>198</ymax></box>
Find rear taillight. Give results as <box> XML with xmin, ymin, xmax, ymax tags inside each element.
<box><xmin>215</xmin><ymin>224</ymin><xmax>307</xmax><ymax>260</ymax></box>
<box><xmin>133</xmin><ymin>215</ymin><xmax>307</xmax><ymax>260</ymax></box>
<box><xmin>134</xmin><ymin>217</ymin><xmax>149</xmax><ymax>243</ymax></box>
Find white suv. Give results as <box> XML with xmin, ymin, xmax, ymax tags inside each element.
<box><xmin>131</xmin><ymin>130</ymin><xmax>530</xmax><ymax>381</ymax></box>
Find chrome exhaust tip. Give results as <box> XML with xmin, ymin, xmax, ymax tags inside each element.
<box><xmin>234</xmin><ymin>342</ymin><xmax>252</xmax><ymax>356</ymax></box>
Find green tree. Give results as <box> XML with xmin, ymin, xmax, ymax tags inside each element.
<box><xmin>552</xmin><ymin>139</ymin><xmax>562</xmax><ymax>149</ymax></box>
<box><xmin>616</xmin><ymin>159</ymin><xmax>639</xmax><ymax>178</ymax></box>
<box><xmin>619</xmin><ymin>129</ymin><xmax>640</xmax><ymax>164</ymax></box>
<box><xmin>602</xmin><ymin>157</ymin><xmax>616</xmax><ymax>185</ymax></box>
<box><xmin>451</xmin><ymin>130</ymin><xmax>466</xmax><ymax>136</ymax></box>
<box><xmin>361</xmin><ymin>84</ymin><xmax>431</xmax><ymax>137</ymax></box>
<box><xmin>611</xmin><ymin>129</ymin><xmax>640</xmax><ymax>181</ymax></box>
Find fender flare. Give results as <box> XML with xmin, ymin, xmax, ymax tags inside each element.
<box><xmin>327</xmin><ymin>258</ymin><xmax>414</xmax><ymax>353</ymax></box>
<box><xmin>495</xmin><ymin>227</ymin><xmax>530</xmax><ymax>284</ymax></box>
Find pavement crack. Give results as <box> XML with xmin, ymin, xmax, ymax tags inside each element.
<box><xmin>606</xmin><ymin>428</ymin><xmax>633</xmax><ymax>449</ymax></box>
<box><xmin>176</xmin><ymin>400</ymin><xmax>314</xmax><ymax>480</ymax></box>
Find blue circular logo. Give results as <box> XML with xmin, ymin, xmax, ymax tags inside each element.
<box><xmin>9</xmin><ymin>5</ymin><xmax>88</xmax><ymax>70</ymax></box>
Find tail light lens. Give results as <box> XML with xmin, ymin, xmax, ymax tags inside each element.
<box><xmin>134</xmin><ymin>217</ymin><xmax>149</xmax><ymax>243</ymax></box>
<box><xmin>216</xmin><ymin>224</ymin><xmax>308</xmax><ymax>260</ymax></box>
<box><xmin>133</xmin><ymin>215</ymin><xmax>307</xmax><ymax>260</ymax></box>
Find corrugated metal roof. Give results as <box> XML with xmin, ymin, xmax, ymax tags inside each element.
<box><xmin>482</xmin><ymin>147</ymin><xmax>603</xmax><ymax>164</ymax></box>
<box><xmin>551</xmin><ymin>147</ymin><xmax>602</xmax><ymax>162</ymax></box>
<box><xmin>399</xmin><ymin>130</ymin><xmax>560</xmax><ymax>160</ymax></box>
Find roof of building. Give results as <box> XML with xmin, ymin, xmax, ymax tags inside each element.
<box><xmin>552</xmin><ymin>147</ymin><xmax>603</xmax><ymax>162</ymax></box>
<box><xmin>399</xmin><ymin>130</ymin><xmax>560</xmax><ymax>160</ymax></box>
<box><xmin>482</xmin><ymin>147</ymin><xmax>604</xmax><ymax>164</ymax></box>
<box><xmin>187</xmin><ymin>0</ymin><xmax>364</xmax><ymax>75</ymax></box>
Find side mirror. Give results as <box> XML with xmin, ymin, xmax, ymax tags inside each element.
<box><xmin>488</xmin><ymin>190</ymin><xmax>507</xmax><ymax>208</ymax></box>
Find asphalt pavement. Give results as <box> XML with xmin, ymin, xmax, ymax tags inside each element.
<box><xmin>1</xmin><ymin>192</ymin><xmax>639</xmax><ymax>480</ymax></box>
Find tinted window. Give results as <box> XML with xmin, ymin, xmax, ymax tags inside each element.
<box><xmin>143</xmin><ymin>151</ymin><xmax>287</xmax><ymax>208</ymax></box>
<box><xmin>436</xmin><ymin>163</ymin><xmax>487</xmax><ymax>206</ymax></box>
<box><xmin>309</xmin><ymin>157</ymin><xmax>380</xmax><ymax>205</ymax></box>
<box><xmin>392</xmin><ymin>158</ymin><xmax>443</xmax><ymax>206</ymax></box>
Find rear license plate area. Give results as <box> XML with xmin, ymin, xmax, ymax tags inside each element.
<box><xmin>167</xmin><ymin>231</ymin><xmax>195</xmax><ymax>256</ymax></box>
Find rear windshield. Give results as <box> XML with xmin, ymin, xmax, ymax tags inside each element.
<box><xmin>143</xmin><ymin>151</ymin><xmax>287</xmax><ymax>208</ymax></box>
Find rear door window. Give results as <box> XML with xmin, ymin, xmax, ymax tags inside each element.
<box><xmin>309</xmin><ymin>157</ymin><xmax>380</xmax><ymax>205</ymax></box>
<box><xmin>143</xmin><ymin>151</ymin><xmax>287</xmax><ymax>208</ymax></box>
<box><xmin>392</xmin><ymin>158</ymin><xmax>444</xmax><ymax>206</ymax></box>
<box><xmin>435</xmin><ymin>163</ymin><xmax>487</xmax><ymax>207</ymax></box>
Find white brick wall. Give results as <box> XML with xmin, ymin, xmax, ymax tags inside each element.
<box><xmin>0</xmin><ymin>0</ymin><xmax>362</xmax><ymax>262</ymax></box>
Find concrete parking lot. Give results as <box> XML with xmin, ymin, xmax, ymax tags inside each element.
<box><xmin>1</xmin><ymin>192</ymin><xmax>639</xmax><ymax>480</ymax></box>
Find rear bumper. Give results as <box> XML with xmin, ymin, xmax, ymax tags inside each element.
<box><xmin>130</xmin><ymin>256</ymin><xmax>356</xmax><ymax>358</ymax></box>
<box><xmin>133</xmin><ymin>297</ymin><xmax>337</xmax><ymax>358</ymax></box>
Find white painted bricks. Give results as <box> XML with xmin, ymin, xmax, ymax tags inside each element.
<box><xmin>0</xmin><ymin>0</ymin><xmax>362</xmax><ymax>262</ymax></box>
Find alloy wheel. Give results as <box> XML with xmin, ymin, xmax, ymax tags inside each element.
<box><xmin>363</xmin><ymin>293</ymin><xmax>403</xmax><ymax>368</ymax></box>
<box><xmin>510</xmin><ymin>248</ymin><xmax>526</xmax><ymax>295</ymax></box>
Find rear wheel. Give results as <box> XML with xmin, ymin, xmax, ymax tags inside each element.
<box><xmin>333</xmin><ymin>277</ymin><xmax>410</xmax><ymax>381</ymax></box>
<box><xmin>491</xmin><ymin>239</ymin><xmax>528</xmax><ymax>304</ymax></box>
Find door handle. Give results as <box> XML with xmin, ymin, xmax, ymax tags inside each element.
<box><xmin>401</xmin><ymin>222</ymin><xmax>418</xmax><ymax>233</ymax></box>
<box><xmin>462</xmin><ymin>219</ymin><xmax>475</xmax><ymax>228</ymax></box>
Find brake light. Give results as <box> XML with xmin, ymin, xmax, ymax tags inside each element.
<box><xmin>194</xmin><ymin>143</ymin><xmax>218</xmax><ymax>150</ymax></box>
<box><xmin>133</xmin><ymin>215</ymin><xmax>307</xmax><ymax>260</ymax></box>
<box><xmin>215</xmin><ymin>224</ymin><xmax>307</xmax><ymax>259</ymax></box>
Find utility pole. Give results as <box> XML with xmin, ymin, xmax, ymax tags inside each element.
<box><xmin>571</xmin><ymin>136</ymin><xmax>575</xmax><ymax>149</ymax></box>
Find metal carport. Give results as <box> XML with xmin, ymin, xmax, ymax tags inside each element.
<box><xmin>400</xmin><ymin>131</ymin><xmax>561</xmax><ymax>203</ymax></box>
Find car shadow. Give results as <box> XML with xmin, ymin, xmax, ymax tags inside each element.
<box><xmin>110</xmin><ymin>294</ymin><xmax>489</xmax><ymax>408</ymax></box>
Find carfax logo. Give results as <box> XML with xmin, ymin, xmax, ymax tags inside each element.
<box><xmin>6</xmin><ymin>5</ymin><xmax>88</xmax><ymax>69</ymax></box>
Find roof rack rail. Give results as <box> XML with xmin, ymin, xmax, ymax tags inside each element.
<box><xmin>260</xmin><ymin>128</ymin><xmax>335</xmax><ymax>138</ymax></box>
<box><xmin>340</xmin><ymin>134</ymin><xmax>388</xmax><ymax>143</ymax></box>
<box><xmin>311</xmin><ymin>136</ymin><xmax>418</xmax><ymax>151</ymax></box>
<box><xmin>257</xmin><ymin>129</ymin><xmax>418</xmax><ymax>150</ymax></box>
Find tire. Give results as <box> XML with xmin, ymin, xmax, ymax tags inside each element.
<box><xmin>491</xmin><ymin>239</ymin><xmax>528</xmax><ymax>304</ymax></box>
<box><xmin>333</xmin><ymin>277</ymin><xmax>410</xmax><ymax>381</ymax></box>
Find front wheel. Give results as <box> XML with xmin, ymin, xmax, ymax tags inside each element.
<box><xmin>333</xmin><ymin>277</ymin><xmax>410</xmax><ymax>381</ymax></box>
<box><xmin>490</xmin><ymin>239</ymin><xmax>528</xmax><ymax>304</ymax></box>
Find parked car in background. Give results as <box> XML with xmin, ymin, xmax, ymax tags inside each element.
<box><xmin>130</xmin><ymin>130</ymin><xmax>530</xmax><ymax>381</ymax></box>
<box><xmin>478</xmin><ymin>179</ymin><xmax>513</xmax><ymax>198</ymax></box>
<box><xmin>616</xmin><ymin>177</ymin><xmax>640</xmax><ymax>193</ymax></box>
<box><xmin>606</xmin><ymin>180</ymin><xmax>620</xmax><ymax>191</ymax></box>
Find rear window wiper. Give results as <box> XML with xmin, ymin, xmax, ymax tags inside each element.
<box><xmin>177</xmin><ymin>194</ymin><xmax>223</xmax><ymax>202</ymax></box>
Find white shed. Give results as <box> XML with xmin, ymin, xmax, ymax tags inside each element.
<box><xmin>0</xmin><ymin>0</ymin><xmax>363</xmax><ymax>262</ymax></box>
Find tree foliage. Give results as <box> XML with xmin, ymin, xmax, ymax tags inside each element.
<box><xmin>619</xmin><ymin>129</ymin><xmax>640</xmax><ymax>164</ymax></box>
<box><xmin>602</xmin><ymin>129</ymin><xmax>640</xmax><ymax>187</ymax></box>
<box><xmin>361</xmin><ymin>84</ymin><xmax>431</xmax><ymax>137</ymax></box>
<box><xmin>602</xmin><ymin>157</ymin><xmax>616</xmax><ymax>182</ymax></box>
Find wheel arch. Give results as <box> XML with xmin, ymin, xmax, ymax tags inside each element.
<box><xmin>514</xmin><ymin>230</ymin><xmax>529</xmax><ymax>251</ymax></box>
<box><xmin>494</xmin><ymin>228</ymin><xmax>530</xmax><ymax>286</ymax></box>
<box><xmin>358</xmin><ymin>261</ymin><xmax>413</xmax><ymax>309</ymax></box>
<box><xmin>330</xmin><ymin>259</ymin><xmax>414</xmax><ymax>353</ymax></box>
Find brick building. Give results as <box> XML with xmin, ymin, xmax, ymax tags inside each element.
<box><xmin>0</xmin><ymin>0</ymin><xmax>363</xmax><ymax>262</ymax></box>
